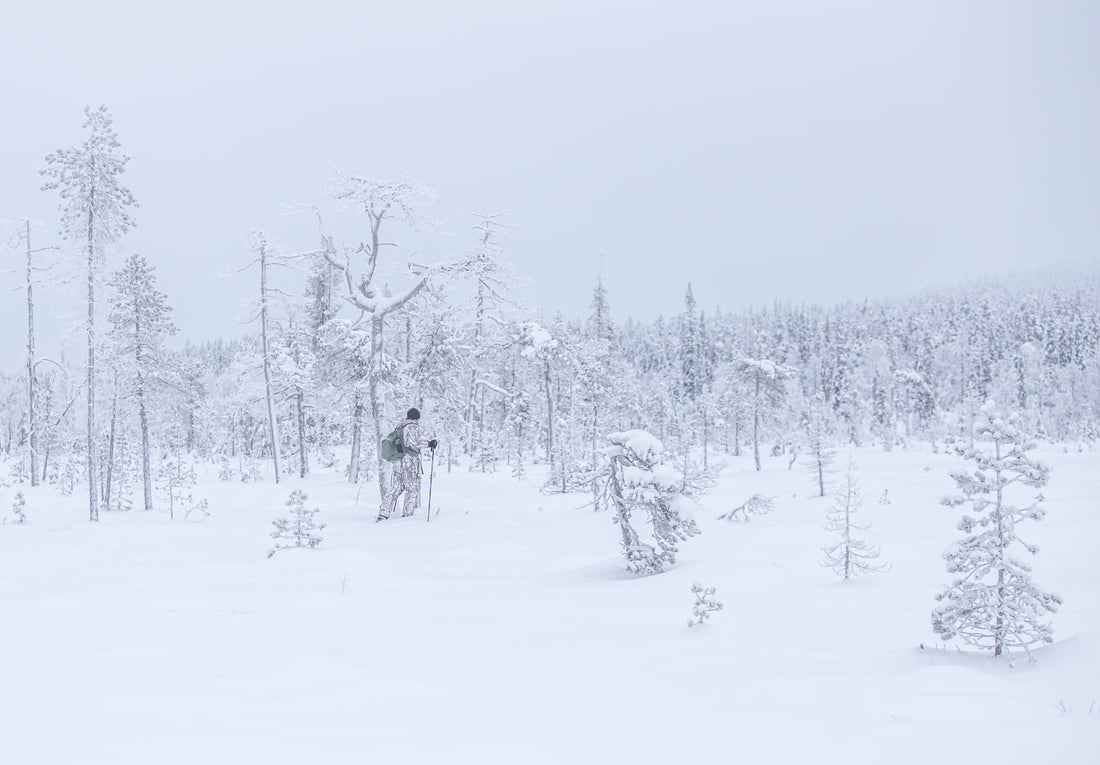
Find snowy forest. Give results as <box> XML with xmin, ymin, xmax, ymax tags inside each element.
<box><xmin>4</xmin><ymin>80</ymin><xmax>1099</xmax><ymax>763</ymax></box>
<box><xmin>2</xmin><ymin>111</ymin><xmax>1097</xmax><ymax>516</ymax></box>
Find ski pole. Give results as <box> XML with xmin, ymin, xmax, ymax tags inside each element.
<box><xmin>426</xmin><ymin>446</ymin><xmax>436</xmax><ymax>523</ymax></box>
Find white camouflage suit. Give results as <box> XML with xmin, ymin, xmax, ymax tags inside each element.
<box><xmin>379</xmin><ymin>418</ymin><xmax>429</xmax><ymax>518</ymax></box>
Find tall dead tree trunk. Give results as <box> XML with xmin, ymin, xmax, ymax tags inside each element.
<box><xmin>25</xmin><ymin>221</ymin><xmax>40</xmax><ymax>487</ymax></box>
<box><xmin>257</xmin><ymin>237</ymin><xmax>282</xmax><ymax>483</ymax></box>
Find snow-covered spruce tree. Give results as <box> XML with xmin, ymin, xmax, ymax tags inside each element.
<box><xmin>107</xmin><ymin>254</ymin><xmax>178</xmax><ymax>510</ymax></box>
<box><xmin>9</xmin><ymin>491</ymin><xmax>26</xmax><ymax>524</ymax></box>
<box><xmin>270</xmin><ymin>311</ymin><xmax>317</xmax><ymax>479</ymax></box>
<box><xmin>41</xmin><ymin>105</ymin><xmax>137</xmax><ymax>522</ymax></box>
<box><xmin>821</xmin><ymin>460</ymin><xmax>889</xmax><ymax>580</ymax></box>
<box><xmin>602</xmin><ymin>430</ymin><xmax>699</xmax><ymax>575</ymax></box>
<box><xmin>932</xmin><ymin>402</ymin><xmax>1062</xmax><ymax>656</ymax></box>
<box><xmin>802</xmin><ymin>393</ymin><xmax>836</xmax><ymax>497</ymax></box>
<box><xmin>729</xmin><ymin>357</ymin><xmax>796</xmax><ymax>471</ymax></box>
<box><xmin>268</xmin><ymin>489</ymin><xmax>325</xmax><ymax>558</ymax></box>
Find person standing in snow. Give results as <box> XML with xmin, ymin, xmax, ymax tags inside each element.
<box><xmin>378</xmin><ymin>407</ymin><xmax>438</xmax><ymax>521</ymax></box>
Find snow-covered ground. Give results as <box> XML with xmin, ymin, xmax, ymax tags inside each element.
<box><xmin>1</xmin><ymin>446</ymin><xmax>1097</xmax><ymax>764</ymax></box>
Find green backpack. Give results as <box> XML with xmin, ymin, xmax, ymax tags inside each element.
<box><xmin>380</xmin><ymin>424</ymin><xmax>407</xmax><ymax>462</ymax></box>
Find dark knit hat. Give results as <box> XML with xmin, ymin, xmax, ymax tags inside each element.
<box><xmin>406</xmin><ymin>408</ymin><xmax>421</xmax><ymax>420</ymax></box>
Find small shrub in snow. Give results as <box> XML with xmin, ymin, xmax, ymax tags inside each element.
<box><xmin>878</xmin><ymin>489</ymin><xmax>891</xmax><ymax>505</ymax></box>
<box><xmin>688</xmin><ymin>582</ymin><xmax>722</xmax><ymax>627</ymax></box>
<box><xmin>268</xmin><ymin>490</ymin><xmax>325</xmax><ymax>558</ymax></box>
<box><xmin>821</xmin><ymin>461</ymin><xmax>889</xmax><ymax>580</ymax></box>
<box><xmin>932</xmin><ymin>402</ymin><xmax>1062</xmax><ymax>657</ymax></box>
<box><xmin>8</xmin><ymin>491</ymin><xmax>26</xmax><ymax>524</ymax></box>
<box><xmin>217</xmin><ymin>457</ymin><xmax>235</xmax><ymax>481</ymax></box>
<box><xmin>184</xmin><ymin>498</ymin><xmax>211</xmax><ymax>521</ymax></box>
<box><xmin>601</xmin><ymin>430</ymin><xmax>699</xmax><ymax>575</ymax></box>
<box><xmin>240</xmin><ymin>459</ymin><xmax>263</xmax><ymax>483</ymax></box>
<box><xmin>716</xmin><ymin>493</ymin><xmax>775</xmax><ymax>522</ymax></box>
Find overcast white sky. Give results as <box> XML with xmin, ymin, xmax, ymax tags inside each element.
<box><xmin>1</xmin><ymin>0</ymin><xmax>1097</xmax><ymax>362</ymax></box>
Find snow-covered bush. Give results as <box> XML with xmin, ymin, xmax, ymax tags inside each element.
<box><xmin>932</xmin><ymin>402</ymin><xmax>1062</xmax><ymax>656</ymax></box>
<box><xmin>268</xmin><ymin>490</ymin><xmax>325</xmax><ymax>558</ymax></box>
<box><xmin>601</xmin><ymin>430</ymin><xmax>699</xmax><ymax>575</ymax></box>
<box><xmin>717</xmin><ymin>493</ymin><xmax>775</xmax><ymax>522</ymax></box>
<box><xmin>821</xmin><ymin>461</ymin><xmax>889</xmax><ymax>580</ymax></box>
<box><xmin>688</xmin><ymin>582</ymin><xmax>722</xmax><ymax>627</ymax></box>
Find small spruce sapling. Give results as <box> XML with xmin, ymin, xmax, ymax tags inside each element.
<box><xmin>268</xmin><ymin>489</ymin><xmax>325</xmax><ymax>558</ymax></box>
<box><xmin>9</xmin><ymin>491</ymin><xmax>26</xmax><ymax>524</ymax></box>
<box><xmin>157</xmin><ymin>457</ymin><xmax>197</xmax><ymax>520</ymax></box>
<box><xmin>932</xmin><ymin>402</ymin><xmax>1062</xmax><ymax>657</ymax></box>
<box><xmin>821</xmin><ymin>460</ymin><xmax>889</xmax><ymax>579</ymax></box>
<box><xmin>688</xmin><ymin>582</ymin><xmax>722</xmax><ymax>627</ymax></box>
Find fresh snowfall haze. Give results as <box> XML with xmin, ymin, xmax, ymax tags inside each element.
<box><xmin>1</xmin><ymin>0</ymin><xmax>1098</xmax><ymax>356</ymax></box>
<box><xmin>1</xmin><ymin>2</ymin><xmax>1099</xmax><ymax>764</ymax></box>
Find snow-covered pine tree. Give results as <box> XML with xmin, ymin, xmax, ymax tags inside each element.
<box><xmin>268</xmin><ymin>489</ymin><xmax>325</xmax><ymax>558</ymax></box>
<box><xmin>602</xmin><ymin>430</ymin><xmax>699</xmax><ymax>575</ymax></box>
<box><xmin>107</xmin><ymin>254</ymin><xmax>178</xmax><ymax>510</ymax></box>
<box><xmin>932</xmin><ymin>401</ymin><xmax>1062</xmax><ymax>656</ymax></box>
<box><xmin>820</xmin><ymin>460</ymin><xmax>888</xmax><ymax>579</ymax></box>
<box><xmin>41</xmin><ymin>105</ymin><xmax>137</xmax><ymax>521</ymax></box>
<box><xmin>729</xmin><ymin>357</ymin><xmax>796</xmax><ymax>471</ymax></box>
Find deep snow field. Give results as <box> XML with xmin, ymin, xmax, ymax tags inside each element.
<box><xmin>1</xmin><ymin>444</ymin><xmax>1097</xmax><ymax>764</ymax></box>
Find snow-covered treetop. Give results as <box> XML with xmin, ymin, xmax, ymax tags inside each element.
<box><xmin>606</xmin><ymin>430</ymin><xmax>664</xmax><ymax>463</ymax></box>
<box><xmin>327</xmin><ymin>170</ymin><xmax>437</xmax><ymax>232</ymax></box>
<box><xmin>40</xmin><ymin>105</ymin><xmax>137</xmax><ymax>253</ymax></box>
<box><xmin>732</xmin><ymin>357</ymin><xmax>796</xmax><ymax>380</ymax></box>
<box><xmin>519</xmin><ymin>322</ymin><xmax>558</xmax><ymax>358</ymax></box>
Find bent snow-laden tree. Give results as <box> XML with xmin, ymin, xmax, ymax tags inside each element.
<box><xmin>932</xmin><ymin>402</ymin><xmax>1062</xmax><ymax>657</ymax></box>
<box><xmin>41</xmin><ymin>105</ymin><xmax>137</xmax><ymax>521</ymax></box>
<box><xmin>602</xmin><ymin>430</ymin><xmax>699</xmax><ymax>575</ymax></box>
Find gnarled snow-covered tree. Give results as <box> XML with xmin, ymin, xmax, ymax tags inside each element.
<box><xmin>932</xmin><ymin>402</ymin><xmax>1062</xmax><ymax>656</ymax></box>
<box><xmin>313</xmin><ymin>173</ymin><xmax>435</xmax><ymax>500</ymax></box>
<box><xmin>602</xmin><ymin>430</ymin><xmax>699</xmax><ymax>575</ymax></box>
